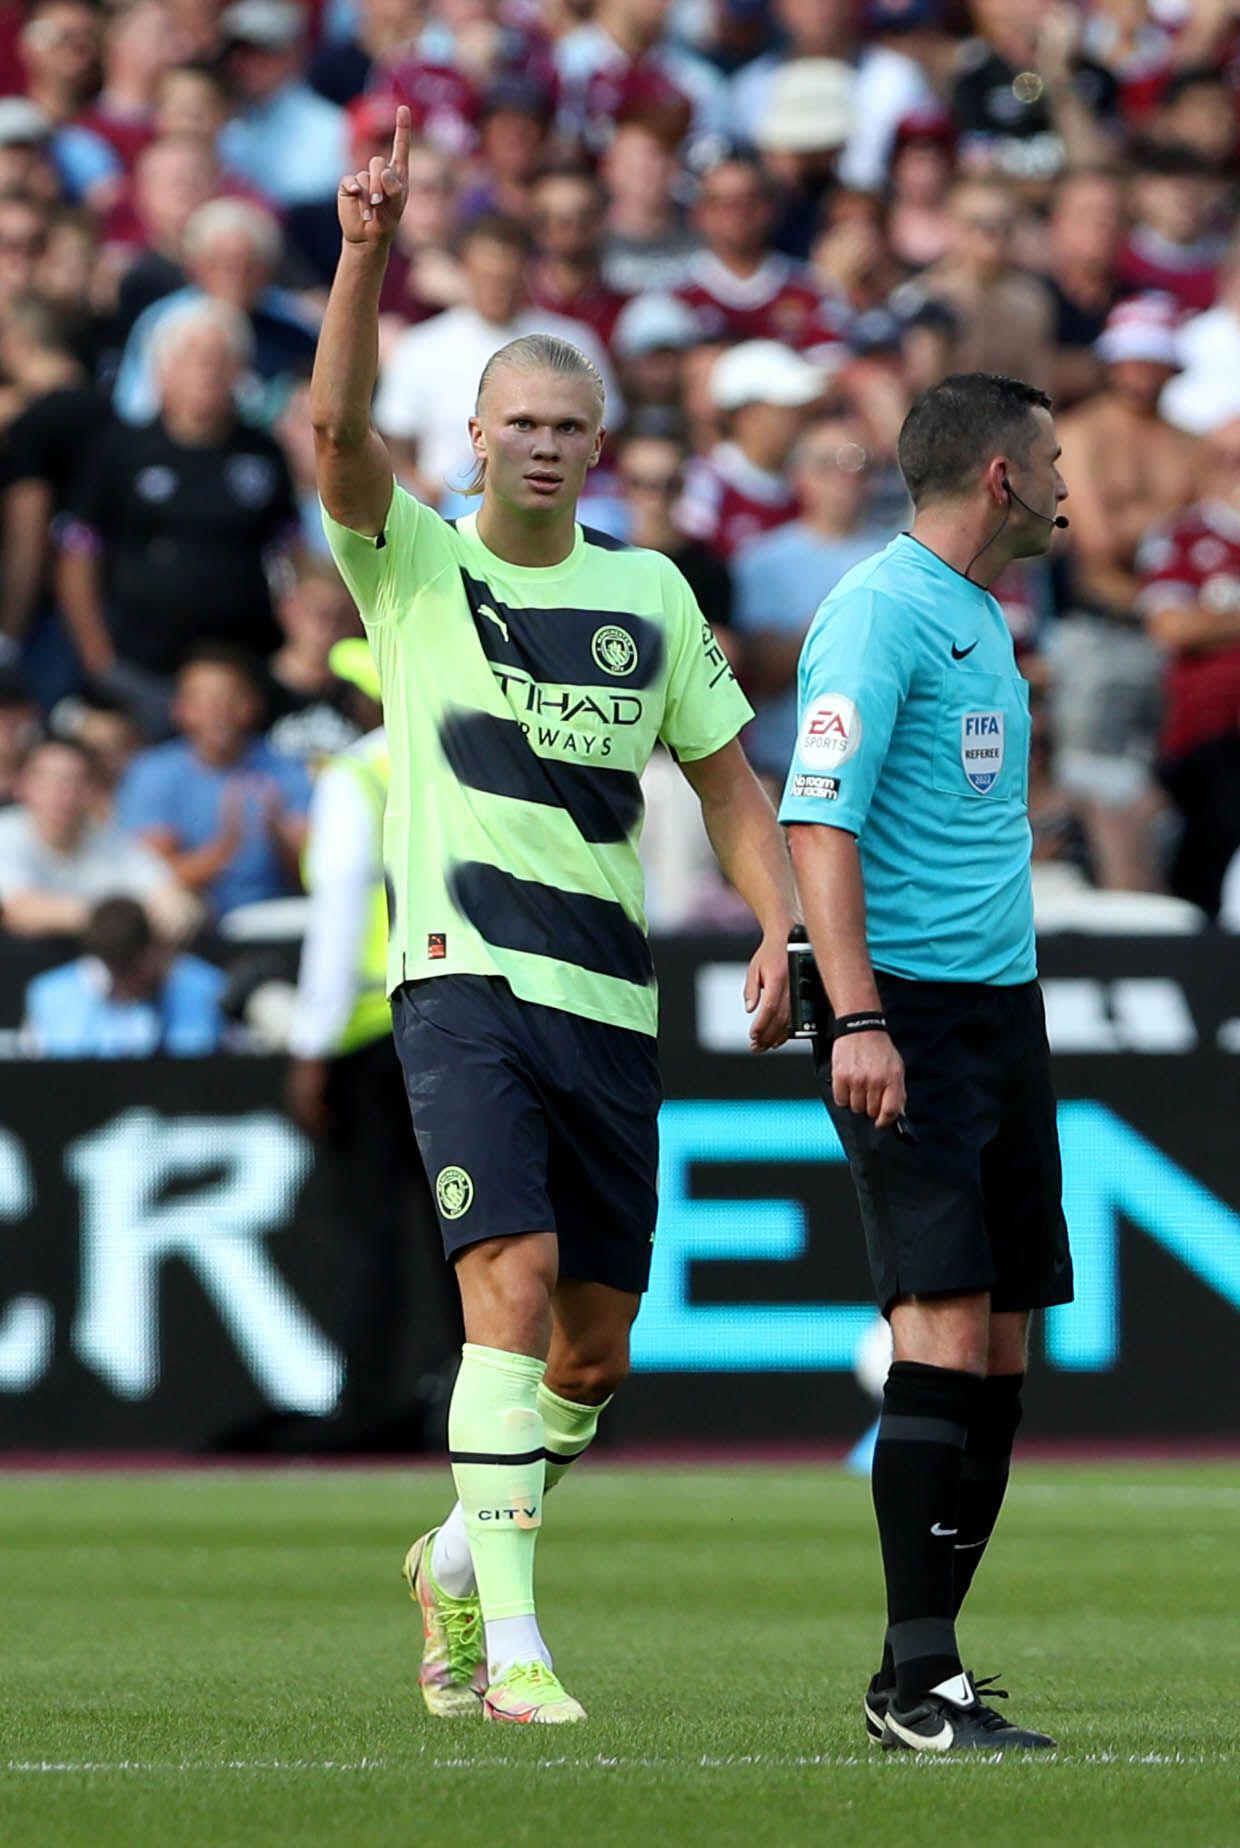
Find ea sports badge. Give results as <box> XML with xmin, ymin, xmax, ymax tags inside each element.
<box><xmin>961</xmin><ymin>710</ymin><xmax>1004</xmax><ymax>792</ymax></box>
<box><xmin>797</xmin><ymin>693</ymin><xmax>861</xmax><ymax>765</ymax></box>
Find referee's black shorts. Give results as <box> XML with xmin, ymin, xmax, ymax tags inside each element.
<box><xmin>815</xmin><ymin>975</ymin><xmax>1074</xmax><ymax>1317</ymax></box>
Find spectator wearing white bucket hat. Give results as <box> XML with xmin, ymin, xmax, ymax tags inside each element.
<box><xmin>678</xmin><ymin>339</ymin><xmax>825</xmax><ymax>559</ymax></box>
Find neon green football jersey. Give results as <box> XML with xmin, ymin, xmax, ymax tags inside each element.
<box><xmin>323</xmin><ymin>487</ymin><xmax>753</xmax><ymax>1035</ymax></box>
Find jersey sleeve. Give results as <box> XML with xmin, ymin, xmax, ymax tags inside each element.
<box><xmin>1134</xmin><ymin>521</ymin><xmax>1197</xmax><ymax>614</ymax></box>
<box><xmin>320</xmin><ymin>483</ymin><xmax>454</xmax><ymax>628</ymax></box>
<box><xmin>657</xmin><ymin>558</ymin><xmax>754</xmax><ymax>762</ymax></box>
<box><xmin>778</xmin><ymin>589</ymin><xmax>915</xmax><ymax>833</ymax></box>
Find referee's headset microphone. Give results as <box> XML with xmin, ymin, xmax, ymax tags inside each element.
<box><xmin>963</xmin><ymin>474</ymin><xmax>1068</xmax><ymax>581</ymax></box>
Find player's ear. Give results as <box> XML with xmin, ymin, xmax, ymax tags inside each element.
<box><xmin>987</xmin><ymin>455</ymin><xmax>1009</xmax><ymax>505</ymax></box>
<box><xmin>588</xmin><ymin>423</ymin><xmax>606</xmax><ymax>470</ymax></box>
<box><xmin>468</xmin><ymin>414</ymin><xmax>486</xmax><ymax>466</ymax></box>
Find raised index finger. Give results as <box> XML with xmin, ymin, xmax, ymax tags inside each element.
<box><xmin>391</xmin><ymin>104</ymin><xmax>411</xmax><ymax>179</ymax></box>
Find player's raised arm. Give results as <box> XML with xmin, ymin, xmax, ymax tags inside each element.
<box><xmin>311</xmin><ymin>106</ymin><xmax>411</xmax><ymax>537</ymax></box>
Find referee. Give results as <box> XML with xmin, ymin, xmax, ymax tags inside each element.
<box><xmin>782</xmin><ymin>374</ymin><xmax>1074</xmax><ymax>1753</ymax></box>
<box><xmin>311</xmin><ymin>108</ymin><xmax>793</xmax><ymax>1725</ymax></box>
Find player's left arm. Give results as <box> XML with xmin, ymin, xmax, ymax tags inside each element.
<box><xmin>678</xmin><ymin>738</ymin><xmax>795</xmax><ymax>1053</ymax></box>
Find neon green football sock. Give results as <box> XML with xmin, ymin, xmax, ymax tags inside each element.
<box><xmin>538</xmin><ymin>1383</ymin><xmax>611</xmax><ymax>1492</ymax></box>
<box><xmin>447</xmin><ymin>1343</ymin><xmax>546</xmax><ymax>1622</ymax></box>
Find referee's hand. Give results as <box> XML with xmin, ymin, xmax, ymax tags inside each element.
<box><xmin>832</xmin><ymin>1031</ymin><xmax>906</xmax><ymax>1129</ymax></box>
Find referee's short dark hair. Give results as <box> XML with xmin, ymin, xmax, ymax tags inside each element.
<box><xmin>898</xmin><ymin>373</ymin><xmax>1053</xmax><ymax>507</ymax></box>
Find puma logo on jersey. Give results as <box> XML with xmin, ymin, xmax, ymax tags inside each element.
<box><xmin>478</xmin><ymin>603</ymin><xmax>509</xmax><ymax>643</ymax></box>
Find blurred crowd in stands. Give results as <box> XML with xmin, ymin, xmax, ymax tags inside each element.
<box><xmin>1</xmin><ymin>0</ymin><xmax>1240</xmax><ymax>1057</ymax></box>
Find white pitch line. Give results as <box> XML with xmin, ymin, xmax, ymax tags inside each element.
<box><xmin>3</xmin><ymin>1752</ymin><xmax>1230</xmax><ymax>1774</ymax></box>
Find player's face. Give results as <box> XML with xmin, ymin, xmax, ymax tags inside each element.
<box><xmin>1007</xmin><ymin>406</ymin><xmax>1068</xmax><ymax>559</ymax></box>
<box><xmin>471</xmin><ymin>367</ymin><xmax>604</xmax><ymax>520</ymax></box>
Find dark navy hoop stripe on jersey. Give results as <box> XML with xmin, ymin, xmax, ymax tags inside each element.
<box><xmin>543</xmin><ymin>1446</ymin><xmax>583</xmax><ymax>1464</ymax></box>
<box><xmin>449</xmin><ymin>1447</ymin><xmax>547</xmax><ymax>1466</ymax></box>
<box><xmin>580</xmin><ymin>524</ymin><xmax>630</xmax><ymax>552</ymax></box>
<box><xmin>459</xmin><ymin>571</ymin><xmax>664</xmax><ymax>689</ymax></box>
<box><xmin>449</xmin><ymin>861</ymin><xmax>655</xmax><ymax>988</ymax></box>
<box><xmin>438</xmin><ymin>708</ymin><xmax>643</xmax><ymax>844</ymax></box>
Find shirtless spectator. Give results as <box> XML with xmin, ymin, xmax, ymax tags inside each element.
<box><xmin>1136</xmin><ymin>417</ymin><xmax>1240</xmax><ymax>915</ymax></box>
<box><xmin>904</xmin><ymin>175</ymin><xmax>1054</xmax><ymax>389</ymax></box>
<box><xmin>1053</xmin><ymin>293</ymin><xmax>1202</xmax><ymax>890</ymax></box>
<box><xmin>678</xmin><ymin>340</ymin><xmax>822</xmax><ymax>559</ymax></box>
<box><xmin>0</xmin><ymin>736</ymin><xmax>192</xmax><ymax>939</ymax></box>
<box><xmin>676</xmin><ymin>151</ymin><xmax>841</xmax><ymax>359</ymax></box>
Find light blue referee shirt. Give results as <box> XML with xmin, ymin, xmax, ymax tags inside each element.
<box><xmin>778</xmin><ymin>533</ymin><xmax>1035</xmax><ymax>985</ymax></box>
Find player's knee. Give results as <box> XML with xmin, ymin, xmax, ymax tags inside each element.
<box><xmin>550</xmin><ymin>1344</ymin><xmax>630</xmax><ymax>1405</ymax></box>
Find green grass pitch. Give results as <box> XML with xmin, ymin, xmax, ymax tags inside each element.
<box><xmin>1</xmin><ymin>1463</ymin><xmax>1236</xmax><ymax>1846</ymax></box>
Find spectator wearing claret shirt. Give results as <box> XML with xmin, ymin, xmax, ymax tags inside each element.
<box><xmin>18</xmin><ymin>0</ymin><xmax>124</xmax><ymax>207</ymax></box>
<box><xmin>600</xmin><ymin>114</ymin><xmax>698</xmax><ymax>296</ymax></box>
<box><xmin>79</xmin><ymin>0</ymin><xmax>179</xmax><ymax>175</ymax></box>
<box><xmin>1137</xmin><ymin>417</ymin><xmax>1240</xmax><ymax>916</ymax></box>
<box><xmin>678</xmin><ymin>340</ymin><xmax>822</xmax><ymax>560</ymax></box>
<box><xmin>676</xmin><ymin>152</ymin><xmax>841</xmax><ymax>358</ymax></box>
<box><xmin>1119</xmin><ymin>144</ymin><xmax>1225</xmax><ymax>316</ymax></box>
<box><xmin>616</xmin><ymin>423</ymin><xmax>733</xmax><ymax>639</ymax></box>
<box><xmin>217</xmin><ymin>0</ymin><xmax>347</xmax><ymax>208</ymax></box>
<box><xmin>528</xmin><ymin>166</ymin><xmax>629</xmax><ymax>356</ymax></box>
<box><xmin>732</xmin><ymin>413</ymin><xmax>895</xmax><ymax>779</ymax></box>
<box><xmin>556</xmin><ymin>0</ymin><xmax>729</xmax><ymax>152</ymax></box>
<box><xmin>118</xmin><ymin>644</ymin><xmax>310</xmax><ymax>921</ymax></box>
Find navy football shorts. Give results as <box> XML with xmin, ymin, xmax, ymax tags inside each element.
<box><xmin>815</xmin><ymin>975</ymin><xmax>1074</xmax><ymax>1317</ymax></box>
<box><xmin>391</xmin><ymin>975</ymin><xmax>661</xmax><ymax>1295</ymax></box>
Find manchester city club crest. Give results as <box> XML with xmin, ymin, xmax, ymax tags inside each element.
<box><xmin>436</xmin><ymin>1165</ymin><xmax>474</xmax><ymax>1219</ymax></box>
<box><xmin>591</xmin><ymin>624</ymin><xmax>638</xmax><ymax>676</ymax></box>
<box><xmin>960</xmin><ymin>710</ymin><xmax>1005</xmax><ymax>792</ymax></box>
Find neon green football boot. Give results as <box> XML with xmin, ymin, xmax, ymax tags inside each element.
<box><xmin>482</xmin><ymin>1660</ymin><xmax>587</xmax><ymax>1725</ymax></box>
<box><xmin>403</xmin><ymin>1529</ymin><xmax>486</xmax><ymax>1718</ymax></box>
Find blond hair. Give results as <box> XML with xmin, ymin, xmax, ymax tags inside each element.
<box><xmin>462</xmin><ymin>334</ymin><xmax>606</xmax><ymax>496</ymax></box>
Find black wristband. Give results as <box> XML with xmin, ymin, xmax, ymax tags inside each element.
<box><xmin>833</xmin><ymin>1011</ymin><xmax>888</xmax><ymax>1038</ymax></box>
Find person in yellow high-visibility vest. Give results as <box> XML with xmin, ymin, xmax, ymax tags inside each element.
<box><xmin>286</xmin><ymin>637</ymin><xmax>459</xmax><ymax>1443</ymax></box>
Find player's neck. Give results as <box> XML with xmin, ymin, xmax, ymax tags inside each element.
<box><xmin>909</xmin><ymin>510</ymin><xmax>1009</xmax><ymax>590</ymax></box>
<box><xmin>476</xmin><ymin>496</ymin><xmax>579</xmax><ymax>568</ymax></box>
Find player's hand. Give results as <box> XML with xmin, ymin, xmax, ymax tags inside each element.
<box><xmin>832</xmin><ymin>1030</ymin><xmax>905</xmax><ymax>1129</ymax></box>
<box><xmin>338</xmin><ymin>104</ymin><xmax>410</xmax><ymax>247</ymax></box>
<box><xmin>745</xmin><ymin>932</ymin><xmax>791</xmax><ymax>1053</ymax></box>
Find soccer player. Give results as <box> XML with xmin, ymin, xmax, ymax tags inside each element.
<box><xmin>311</xmin><ymin>109</ymin><xmax>795</xmax><ymax>1725</ymax></box>
<box><xmin>781</xmin><ymin>374</ymin><xmax>1075</xmax><ymax>1753</ymax></box>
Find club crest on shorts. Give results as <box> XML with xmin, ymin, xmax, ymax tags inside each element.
<box><xmin>591</xmin><ymin>624</ymin><xmax>638</xmax><ymax>676</ymax></box>
<box><xmin>436</xmin><ymin>1165</ymin><xmax>474</xmax><ymax>1219</ymax></box>
<box><xmin>961</xmin><ymin>710</ymin><xmax>1004</xmax><ymax>791</ymax></box>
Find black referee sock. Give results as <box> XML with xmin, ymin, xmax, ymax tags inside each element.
<box><xmin>953</xmin><ymin>1371</ymin><xmax>1024</xmax><ymax>1616</ymax></box>
<box><xmin>870</xmin><ymin>1360</ymin><xmax>982</xmax><ymax>1708</ymax></box>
